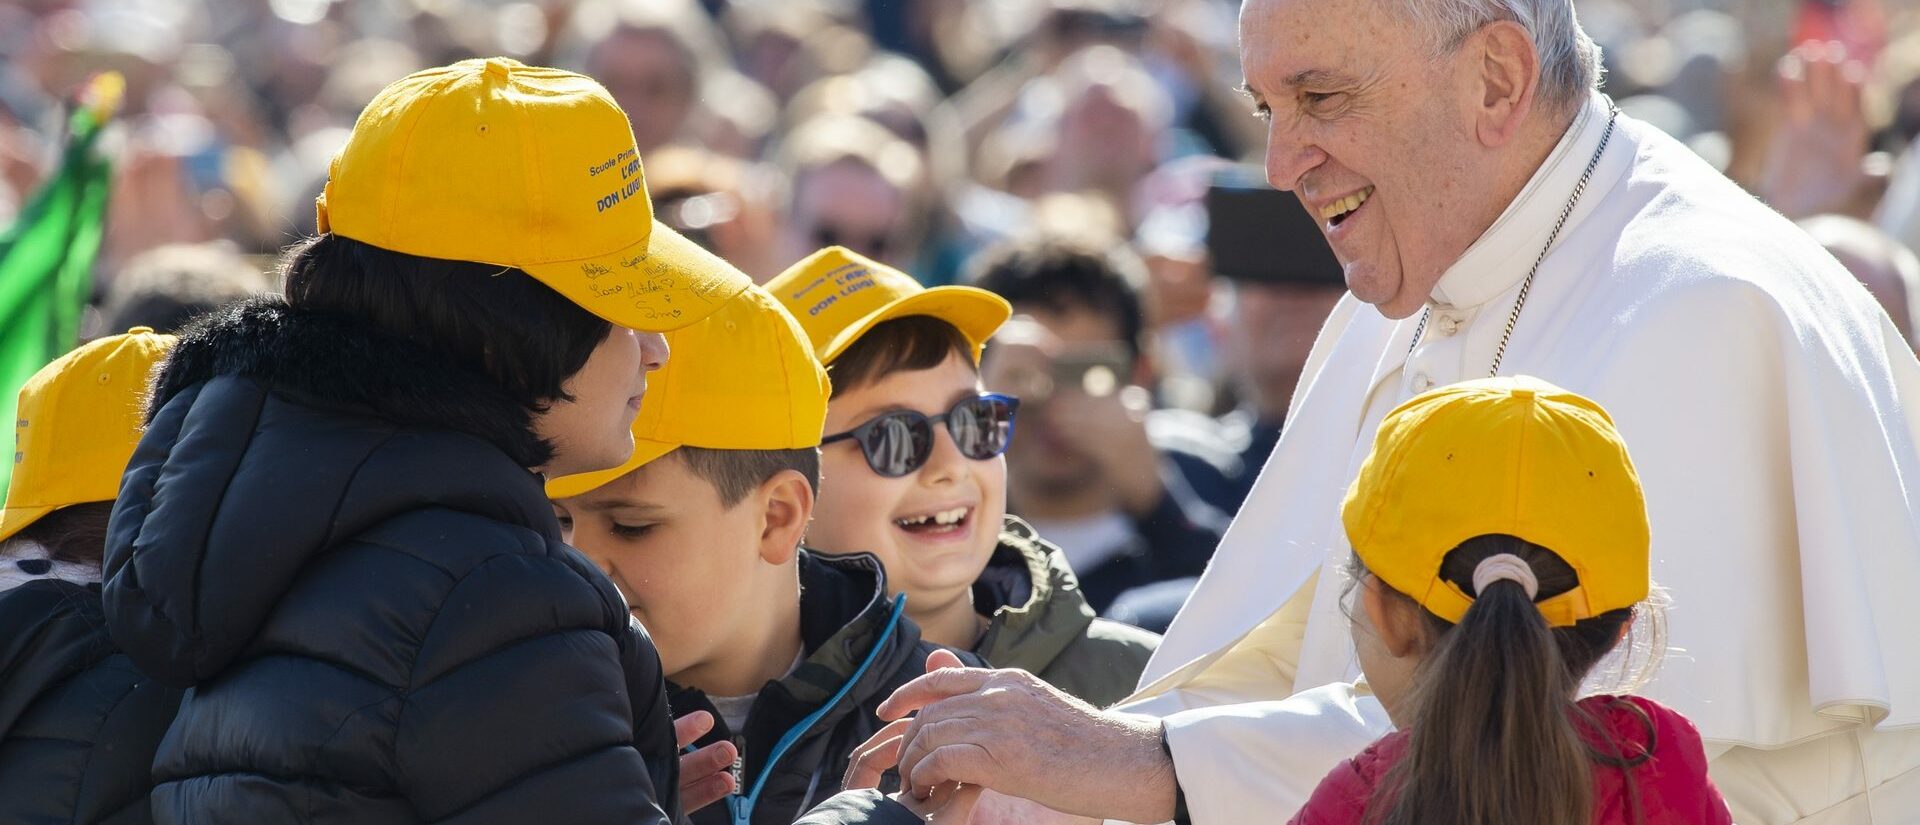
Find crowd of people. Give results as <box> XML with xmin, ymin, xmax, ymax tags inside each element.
<box><xmin>4</xmin><ymin>0</ymin><xmax>1920</xmax><ymax>823</ymax></box>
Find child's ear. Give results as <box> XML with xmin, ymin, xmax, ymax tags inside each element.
<box><xmin>758</xmin><ymin>470</ymin><xmax>815</xmax><ymax>565</ymax></box>
<box><xmin>1361</xmin><ymin>577</ymin><xmax>1424</xmax><ymax>659</ymax></box>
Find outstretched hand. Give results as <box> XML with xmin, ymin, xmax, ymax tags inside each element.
<box><xmin>845</xmin><ymin>650</ymin><xmax>1178</xmax><ymax>823</ymax></box>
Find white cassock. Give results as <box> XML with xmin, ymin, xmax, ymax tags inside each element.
<box><xmin>1116</xmin><ymin>93</ymin><xmax>1920</xmax><ymax>825</ymax></box>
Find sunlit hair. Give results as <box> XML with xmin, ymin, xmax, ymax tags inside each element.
<box><xmin>1398</xmin><ymin>0</ymin><xmax>1603</xmax><ymax>112</ymax></box>
<box><xmin>1344</xmin><ymin>535</ymin><xmax>1667</xmax><ymax>825</ymax></box>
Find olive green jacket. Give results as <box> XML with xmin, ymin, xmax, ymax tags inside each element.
<box><xmin>972</xmin><ymin>518</ymin><xmax>1161</xmax><ymax>708</ymax></box>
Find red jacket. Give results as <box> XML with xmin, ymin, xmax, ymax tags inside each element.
<box><xmin>1288</xmin><ymin>695</ymin><xmax>1732</xmax><ymax>825</ymax></box>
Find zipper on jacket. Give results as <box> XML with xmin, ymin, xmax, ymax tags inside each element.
<box><xmin>725</xmin><ymin>594</ymin><xmax>907</xmax><ymax>825</ymax></box>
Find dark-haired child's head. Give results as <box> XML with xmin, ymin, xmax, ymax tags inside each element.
<box><xmin>1340</xmin><ymin>377</ymin><xmax>1654</xmax><ymax>825</ymax></box>
<box><xmin>809</xmin><ymin>316</ymin><xmax>1009</xmax><ymax>623</ymax></box>
<box><xmin>972</xmin><ymin>237</ymin><xmax>1150</xmax><ymax>502</ymax></box>
<box><xmin>764</xmin><ymin>248</ymin><xmax>1013</xmax><ymax>641</ymax></box>
<box><xmin>1346</xmin><ymin>537</ymin><xmax>1635</xmax><ymax>725</ymax></box>
<box><xmin>556</xmin><ymin>446</ymin><xmax>818</xmax><ymax>684</ymax></box>
<box><xmin>281</xmin><ymin>234</ymin><xmax>665</xmax><ymax>476</ymax></box>
<box><xmin>549</xmin><ymin>282</ymin><xmax>830</xmax><ymax>693</ymax></box>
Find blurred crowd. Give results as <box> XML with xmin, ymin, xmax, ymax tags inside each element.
<box><xmin>5</xmin><ymin>0</ymin><xmax>1920</xmax><ymax>624</ymax></box>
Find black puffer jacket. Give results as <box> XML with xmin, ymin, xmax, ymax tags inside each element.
<box><xmin>673</xmin><ymin>552</ymin><xmax>982</xmax><ymax>825</ymax></box>
<box><xmin>0</xmin><ymin>579</ymin><xmax>182</xmax><ymax>825</ymax></box>
<box><xmin>101</xmin><ymin>298</ymin><xmax>682</xmax><ymax>825</ymax></box>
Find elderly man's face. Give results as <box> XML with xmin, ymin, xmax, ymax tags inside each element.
<box><xmin>1239</xmin><ymin>0</ymin><xmax>1492</xmax><ymax>319</ymax></box>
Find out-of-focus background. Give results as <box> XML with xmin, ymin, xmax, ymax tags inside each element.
<box><xmin>4</xmin><ymin>0</ymin><xmax>1919</xmax><ymax>623</ymax></box>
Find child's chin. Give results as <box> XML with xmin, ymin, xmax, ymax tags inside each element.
<box><xmin>908</xmin><ymin>560</ymin><xmax>988</xmax><ymax>598</ymax></box>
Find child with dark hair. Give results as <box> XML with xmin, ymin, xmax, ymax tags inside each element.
<box><xmin>549</xmin><ymin>285</ymin><xmax>981</xmax><ymax>825</ymax></box>
<box><xmin>0</xmin><ymin>330</ymin><xmax>183</xmax><ymax>825</ymax></box>
<box><xmin>1291</xmin><ymin>377</ymin><xmax>1730</xmax><ymax>825</ymax></box>
<box><xmin>969</xmin><ymin>236</ymin><xmax>1231</xmax><ymax>617</ymax></box>
<box><xmin>767</xmin><ymin>247</ymin><xmax>1157</xmax><ymax>709</ymax></box>
<box><xmin>100</xmin><ymin>58</ymin><xmax>752</xmax><ymax>824</ymax></box>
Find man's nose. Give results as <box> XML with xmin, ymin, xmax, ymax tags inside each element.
<box><xmin>1263</xmin><ymin>120</ymin><xmax>1326</xmax><ymax>193</ymax></box>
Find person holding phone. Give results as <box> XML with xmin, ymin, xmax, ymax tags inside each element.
<box><xmin>972</xmin><ymin>237</ymin><xmax>1228</xmax><ymax>615</ymax></box>
<box><xmin>1206</xmin><ymin>174</ymin><xmax>1351</xmax><ymax>509</ymax></box>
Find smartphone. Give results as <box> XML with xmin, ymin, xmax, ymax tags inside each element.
<box><xmin>1205</xmin><ymin>169</ymin><xmax>1344</xmax><ymax>286</ymax></box>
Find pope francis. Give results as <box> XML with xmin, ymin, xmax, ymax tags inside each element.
<box><xmin>805</xmin><ymin>0</ymin><xmax>1920</xmax><ymax>823</ymax></box>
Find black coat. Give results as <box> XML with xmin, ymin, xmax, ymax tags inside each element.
<box><xmin>101</xmin><ymin>298</ymin><xmax>682</xmax><ymax>825</ymax></box>
<box><xmin>0</xmin><ymin>579</ymin><xmax>182</xmax><ymax>825</ymax></box>
<box><xmin>673</xmin><ymin>552</ymin><xmax>983</xmax><ymax>825</ymax></box>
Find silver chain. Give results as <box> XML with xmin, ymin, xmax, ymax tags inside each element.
<box><xmin>1405</xmin><ymin>107</ymin><xmax>1620</xmax><ymax>378</ymax></box>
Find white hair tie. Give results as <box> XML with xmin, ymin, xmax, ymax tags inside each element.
<box><xmin>1471</xmin><ymin>553</ymin><xmax>1540</xmax><ymax>600</ymax></box>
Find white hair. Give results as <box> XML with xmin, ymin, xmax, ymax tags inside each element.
<box><xmin>1400</xmin><ymin>0</ymin><xmax>1602</xmax><ymax>111</ymax></box>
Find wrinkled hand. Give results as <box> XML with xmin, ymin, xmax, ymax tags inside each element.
<box><xmin>1760</xmin><ymin>41</ymin><xmax>1871</xmax><ymax>219</ymax></box>
<box><xmin>1044</xmin><ymin>385</ymin><xmax>1164</xmax><ymax>517</ymax></box>
<box><xmin>965</xmin><ymin>790</ymin><xmax>1095</xmax><ymax>825</ymax></box>
<box><xmin>675</xmin><ymin>711</ymin><xmax>737</xmax><ymax>813</ymax></box>
<box><xmin>846</xmin><ymin>651</ymin><xmax>1177</xmax><ymax>823</ymax></box>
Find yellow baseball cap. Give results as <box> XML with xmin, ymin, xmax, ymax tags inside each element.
<box><xmin>314</xmin><ymin>57</ymin><xmax>749</xmax><ymax>333</ymax></box>
<box><xmin>765</xmin><ymin>246</ymin><xmax>1010</xmax><ymax>365</ymax></box>
<box><xmin>1</xmin><ymin>328</ymin><xmax>176</xmax><ymax>543</ymax></box>
<box><xmin>1341</xmin><ymin>376</ymin><xmax>1650</xmax><ymax>627</ymax></box>
<box><xmin>546</xmin><ymin>284</ymin><xmax>830</xmax><ymax>499</ymax></box>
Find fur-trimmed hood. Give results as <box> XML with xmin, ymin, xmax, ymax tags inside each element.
<box><xmin>152</xmin><ymin>296</ymin><xmax>548</xmax><ymax>467</ymax></box>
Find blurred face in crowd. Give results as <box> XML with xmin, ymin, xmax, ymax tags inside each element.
<box><xmin>1232</xmin><ymin>281</ymin><xmax>1347</xmax><ymax>420</ymax></box>
<box><xmin>809</xmin><ymin>352</ymin><xmax>1008</xmax><ymax>618</ymax></box>
<box><xmin>1238</xmin><ymin>0</ymin><xmax>1554</xmax><ymax>319</ymax></box>
<box><xmin>981</xmin><ymin>309</ymin><xmax>1132</xmax><ymax>498</ymax></box>
<box><xmin>536</xmin><ymin>328</ymin><xmax>667</xmax><ymax>478</ymax></box>
<box><xmin>1055</xmin><ymin>83</ymin><xmax>1157</xmax><ymax>193</ymax></box>
<box><xmin>589</xmin><ymin>27</ymin><xmax>696</xmax><ymax>154</ymax></box>
<box><xmin>785</xmin><ymin>159</ymin><xmax>910</xmax><ymax>267</ymax></box>
<box><xmin>556</xmin><ymin>453</ymin><xmax>809</xmax><ymax>685</ymax></box>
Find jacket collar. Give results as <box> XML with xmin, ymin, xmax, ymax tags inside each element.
<box><xmin>972</xmin><ymin>517</ymin><xmax>1097</xmax><ymax>674</ymax></box>
<box><xmin>669</xmin><ymin>551</ymin><xmax>910</xmax><ymax>721</ymax></box>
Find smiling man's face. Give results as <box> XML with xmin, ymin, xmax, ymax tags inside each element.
<box><xmin>1239</xmin><ymin>0</ymin><xmax>1510</xmax><ymax>319</ymax></box>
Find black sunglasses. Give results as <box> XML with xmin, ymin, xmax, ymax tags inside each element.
<box><xmin>823</xmin><ymin>393</ymin><xmax>1021</xmax><ymax>478</ymax></box>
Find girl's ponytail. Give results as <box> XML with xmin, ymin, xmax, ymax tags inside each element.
<box><xmin>1370</xmin><ymin>535</ymin><xmax>1634</xmax><ymax>825</ymax></box>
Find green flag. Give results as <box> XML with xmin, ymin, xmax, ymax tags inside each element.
<box><xmin>0</xmin><ymin>72</ymin><xmax>122</xmax><ymax>495</ymax></box>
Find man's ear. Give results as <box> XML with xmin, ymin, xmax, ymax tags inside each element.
<box><xmin>1469</xmin><ymin>19</ymin><xmax>1544</xmax><ymax>148</ymax></box>
<box><xmin>1361</xmin><ymin>576</ymin><xmax>1425</xmax><ymax>658</ymax></box>
<box><xmin>757</xmin><ymin>470</ymin><xmax>815</xmax><ymax>565</ymax></box>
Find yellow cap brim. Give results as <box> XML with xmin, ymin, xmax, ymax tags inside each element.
<box><xmin>523</xmin><ymin>219</ymin><xmax>750</xmax><ymax>334</ymax></box>
<box><xmin>819</xmin><ymin>286</ymin><xmax>1012</xmax><ymax>365</ymax></box>
<box><xmin>0</xmin><ymin>504</ymin><xmax>58</xmax><ymax>545</ymax></box>
<box><xmin>546</xmin><ymin>438</ymin><xmax>680</xmax><ymax>500</ymax></box>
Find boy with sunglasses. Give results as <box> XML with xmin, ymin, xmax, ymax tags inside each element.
<box><xmin>768</xmin><ymin>247</ymin><xmax>1159</xmax><ymax>708</ymax></box>
<box><xmin>547</xmin><ymin>285</ymin><xmax>982</xmax><ymax>825</ymax></box>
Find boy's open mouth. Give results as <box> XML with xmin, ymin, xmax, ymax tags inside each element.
<box><xmin>894</xmin><ymin>506</ymin><xmax>973</xmax><ymax>536</ymax></box>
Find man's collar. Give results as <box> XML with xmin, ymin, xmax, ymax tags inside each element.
<box><xmin>1430</xmin><ymin>93</ymin><xmax>1613</xmax><ymax>310</ymax></box>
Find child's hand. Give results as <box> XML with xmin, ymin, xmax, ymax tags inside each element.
<box><xmin>674</xmin><ymin>710</ymin><xmax>737</xmax><ymax>812</ymax></box>
<box><xmin>887</xmin><ymin>783</ymin><xmax>982</xmax><ymax>824</ymax></box>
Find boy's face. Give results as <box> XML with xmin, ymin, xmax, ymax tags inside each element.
<box><xmin>555</xmin><ymin>453</ymin><xmax>768</xmax><ymax>679</ymax></box>
<box><xmin>809</xmin><ymin>351</ymin><xmax>1008</xmax><ymax>610</ymax></box>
